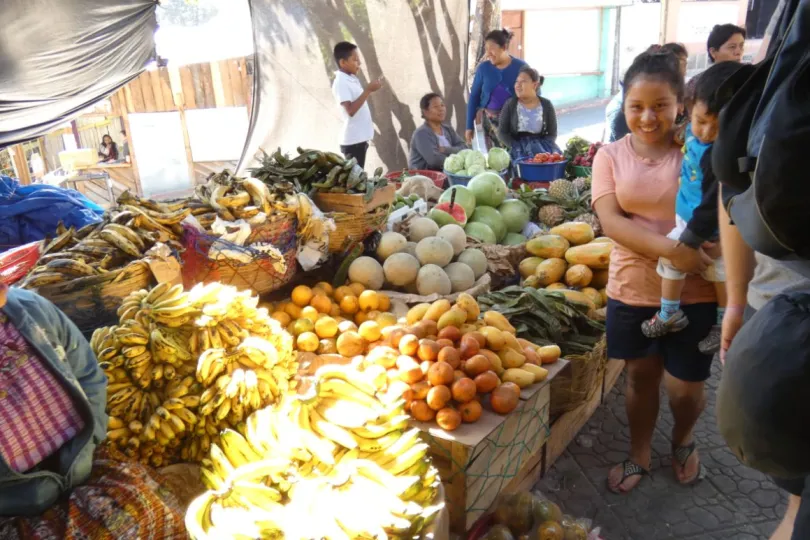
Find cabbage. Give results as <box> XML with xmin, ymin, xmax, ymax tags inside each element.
<box><xmin>464</xmin><ymin>150</ymin><xmax>487</xmax><ymax>170</ymax></box>
<box><xmin>457</xmin><ymin>149</ymin><xmax>474</xmax><ymax>161</ymax></box>
<box><xmin>487</xmin><ymin>147</ymin><xmax>511</xmax><ymax>171</ymax></box>
<box><xmin>443</xmin><ymin>154</ymin><xmax>465</xmax><ymax>173</ymax></box>
<box><xmin>467</xmin><ymin>164</ymin><xmax>486</xmax><ymax>177</ymax></box>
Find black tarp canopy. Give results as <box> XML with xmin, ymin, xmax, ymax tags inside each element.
<box><xmin>0</xmin><ymin>0</ymin><xmax>158</xmax><ymax>147</ymax></box>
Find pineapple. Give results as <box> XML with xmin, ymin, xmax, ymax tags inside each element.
<box><xmin>572</xmin><ymin>177</ymin><xmax>591</xmax><ymax>194</ymax></box>
<box><xmin>538</xmin><ymin>204</ymin><xmax>566</xmax><ymax>227</ymax></box>
<box><xmin>574</xmin><ymin>212</ymin><xmax>603</xmax><ymax>237</ymax></box>
<box><xmin>548</xmin><ymin>179</ymin><xmax>578</xmax><ymax>201</ymax></box>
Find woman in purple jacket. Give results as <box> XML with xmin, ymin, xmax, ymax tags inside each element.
<box><xmin>465</xmin><ymin>29</ymin><xmax>527</xmax><ymax>149</ymax></box>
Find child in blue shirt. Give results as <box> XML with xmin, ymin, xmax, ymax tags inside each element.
<box><xmin>642</xmin><ymin>61</ymin><xmax>749</xmax><ymax>355</ymax></box>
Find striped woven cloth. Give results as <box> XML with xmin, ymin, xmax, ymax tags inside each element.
<box><xmin>0</xmin><ymin>446</ymin><xmax>188</xmax><ymax>539</ymax></box>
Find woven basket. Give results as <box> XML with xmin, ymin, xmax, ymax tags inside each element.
<box><xmin>315</xmin><ymin>184</ymin><xmax>395</xmax><ymax>253</ymax></box>
<box><xmin>182</xmin><ymin>211</ymin><xmax>298</xmax><ymax>296</ymax></box>
<box><xmin>327</xmin><ymin>206</ymin><xmax>389</xmax><ymax>252</ymax></box>
<box><xmin>550</xmin><ymin>334</ymin><xmax>607</xmax><ymax>418</ymax></box>
<box><xmin>33</xmin><ymin>259</ymin><xmax>155</xmax><ymax>335</ymax></box>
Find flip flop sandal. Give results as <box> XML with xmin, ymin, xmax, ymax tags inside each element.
<box><xmin>672</xmin><ymin>442</ymin><xmax>705</xmax><ymax>485</ymax></box>
<box><xmin>607</xmin><ymin>459</ymin><xmax>650</xmax><ymax>494</ymax></box>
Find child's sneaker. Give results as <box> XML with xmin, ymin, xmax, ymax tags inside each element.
<box><xmin>698</xmin><ymin>325</ymin><xmax>722</xmax><ymax>354</ymax></box>
<box><xmin>641</xmin><ymin>310</ymin><xmax>689</xmax><ymax>338</ymax></box>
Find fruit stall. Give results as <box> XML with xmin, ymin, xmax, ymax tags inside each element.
<box><xmin>0</xmin><ymin>135</ymin><xmax>616</xmax><ymax>539</ymax></box>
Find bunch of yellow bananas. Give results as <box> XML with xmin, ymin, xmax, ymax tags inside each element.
<box><xmin>186</xmin><ymin>363</ymin><xmax>442</xmax><ymax>539</ymax></box>
<box><xmin>91</xmin><ymin>281</ymin><xmax>297</xmax><ymax>467</ymax></box>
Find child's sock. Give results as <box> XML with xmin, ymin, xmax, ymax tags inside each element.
<box><xmin>659</xmin><ymin>298</ymin><xmax>681</xmax><ymax>321</ymax></box>
<box><xmin>716</xmin><ymin>307</ymin><xmax>726</xmax><ymax>325</ymax></box>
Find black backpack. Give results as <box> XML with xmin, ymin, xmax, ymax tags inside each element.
<box><xmin>713</xmin><ymin>0</ymin><xmax>810</xmax><ymax>260</ymax></box>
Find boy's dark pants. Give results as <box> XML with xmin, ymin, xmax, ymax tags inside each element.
<box><xmin>340</xmin><ymin>142</ymin><xmax>369</xmax><ymax>169</ymax></box>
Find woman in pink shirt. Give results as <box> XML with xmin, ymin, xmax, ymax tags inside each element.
<box><xmin>592</xmin><ymin>51</ymin><xmax>717</xmax><ymax>493</ymax></box>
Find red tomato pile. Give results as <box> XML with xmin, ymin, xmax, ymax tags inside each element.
<box><xmin>525</xmin><ymin>152</ymin><xmax>565</xmax><ymax>164</ymax></box>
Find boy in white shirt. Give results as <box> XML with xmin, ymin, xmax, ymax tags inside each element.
<box><xmin>331</xmin><ymin>42</ymin><xmax>383</xmax><ymax>169</ymax></box>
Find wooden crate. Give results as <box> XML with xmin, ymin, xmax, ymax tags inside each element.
<box><xmin>414</xmin><ymin>360</ymin><xmax>567</xmax><ymax>533</ymax></box>
<box><xmin>313</xmin><ymin>183</ymin><xmax>395</xmax><ymax>215</ymax></box>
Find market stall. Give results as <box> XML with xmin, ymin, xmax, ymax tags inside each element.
<box><xmin>0</xmin><ymin>132</ymin><xmax>623</xmax><ymax>538</ymax></box>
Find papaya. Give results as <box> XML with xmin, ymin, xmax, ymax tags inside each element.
<box><xmin>552</xmin><ymin>289</ymin><xmax>596</xmax><ymax>310</ymax></box>
<box><xmin>549</xmin><ymin>222</ymin><xmax>595</xmax><ymax>245</ymax></box>
<box><xmin>519</xmin><ymin>257</ymin><xmax>545</xmax><ymax>279</ymax></box>
<box><xmin>564</xmin><ymin>264</ymin><xmax>593</xmax><ymax>288</ymax></box>
<box><xmin>581</xmin><ymin>287</ymin><xmax>603</xmax><ymax>308</ymax></box>
<box><xmin>526</xmin><ymin>235</ymin><xmax>570</xmax><ymax>259</ymax></box>
<box><xmin>534</xmin><ymin>258</ymin><xmax>567</xmax><ymax>286</ymax></box>
<box><xmin>545</xmin><ymin>282</ymin><xmax>567</xmax><ymax>290</ymax></box>
<box><xmin>523</xmin><ymin>275</ymin><xmax>543</xmax><ymax>289</ymax></box>
<box><xmin>590</xmin><ymin>236</ymin><xmax>614</xmax><ymax>244</ymax></box>
<box><xmin>589</xmin><ymin>269</ymin><xmax>609</xmax><ymax>289</ymax></box>
<box><xmin>600</xmin><ymin>288</ymin><xmax>608</xmax><ymax>306</ymax></box>
<box><xmin>564</xmin><ymin>242</ymin><xmax>612</xmax><ymax>270</ymax></box>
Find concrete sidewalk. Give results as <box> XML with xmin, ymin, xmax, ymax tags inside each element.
<box><xmin>537</xmin><ymin>362</ymin><xmax>787</xmax><ymax>539</ymax></box>
<box><xmin>555</xmin><ymin>101</ymin><xmax>609</xmax><ymax>149</ymax></box>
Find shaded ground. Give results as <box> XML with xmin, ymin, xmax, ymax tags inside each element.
<box><xmin>556</xmin><ymin>102</ymin><xmax>608</xmax><ymax>149</ymax></box>
<box><xmin>538</xmin><ymin>363</ymin><xmax>787</xmax><ymax>539</ymax></box>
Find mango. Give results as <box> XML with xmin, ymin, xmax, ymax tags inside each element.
<box><xmin>480</xmin><ymin>326</ymin><xmax>506</xmax><ymax>351</ymax></box>
<box><xmin>437</xmin><ymin>307</ymin><xmax>467</xmax><ymax>330</ymax></box>
<box><xmin>480</xmin><ymin>349</ymin><xmax>504</xmax><ymax>375</ymax></box>
<box><xmin>423</xmin><ymin>299</ymin><xmax>452</xmax><ymax>322</ymax></box>
<box><xmin>498</xmin><ymin>348</ymin><xmax>526</xmax><ymax>369</ymax></box>
<box><xmin>536</xmin><ymin>344</ymin><xmax>561</xmax><ymax>364</ymax></box>
<box><xmin>455</xmin><ymin>293</ymin><xmax>480</xmax><ymax>322</ymax></box>
<box><xmin>483</xmin><ymin>311</ymin><xmax>516</xmax><ymax>334</ymax></box>
<box><xmin>407</xmin><ymin>303</ymin><xmax>431</xmax><ymax>325</ymax></box>
<box><xmin>502</xmin><ymin>368</ymin><xmax>535</xmax><ymax>388</ymax></box>
<box><xmin>521</xmin><ymin>363</ymin><xmax>549</xmax><ymax>383</ymax></box>
<box><xmin>502</xmin><ymin>332</ymin><xmax>523</xmax><ymax>353</ymax></box>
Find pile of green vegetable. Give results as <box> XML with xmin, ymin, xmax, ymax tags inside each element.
<box><xmin>250</xmin><ymin>148</ymin><xmax>388</xmax><ymax>201</ymax></box>
<box><xmin>443</xmin><ymin>148</ymin><xmax>510</xmax><ymax>177</ymax></box>
<box><xmin>477</xmin><ymin>286</ymin><xmax>604</xmax><ymax>355</ymax></box>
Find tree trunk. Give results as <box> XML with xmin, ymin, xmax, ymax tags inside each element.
<box><xmin>467</xmin><ymin>0</ymin><xmax>501</xmax><ymax>89</ymax></box>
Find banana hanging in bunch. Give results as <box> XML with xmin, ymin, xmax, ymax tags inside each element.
<box><xmin>187</xmin><ymin>362</ymin><xmax>442</xmax><ymax>539</ymax></box>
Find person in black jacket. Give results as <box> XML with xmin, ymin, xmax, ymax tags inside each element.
<box><xmin>641</xmin><ymin>62</ymin><xmax>749</xmax><ymax>358</ymax></box>
<box><xmin>497</xmin><ymin>65</ymin><xmax>560</xmax><ymax>162</ymax></box>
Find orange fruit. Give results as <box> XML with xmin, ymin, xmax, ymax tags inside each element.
<box><xmin>315</xmin><ymin>282</ymin><xmax>334</xmax><ymax>297</ymax></box>
<box><xmin>284</xmin><ymin>303</ymin><xmax>303</xmax><ymax>320</ymax></box>
<box><xmin>314</xmin><ymin>316</ymin><xmax>338</xmax><ymax>338</ymax></box>
<box><xmin>348</xmin><ymin>282</ymin><xmax>365</xmax><ymax>296</ymax></box>
<box><xmin>310</xmin><ymin>294</ymin><xmax>332</xmax><ymax>314</ymax></box>
<box><xmin>296</xmin><ymin>332</ymin><xmax>319</xmax><ymax>352</ymax></box>
<box><xmin>291</xmin><ymin>285</ymin><xmax>314</xmax><ymax>307</ymax></box>
<box><xmin>333</xmin><ymin>286</ymin><xmax>353</xmax><ymax>302</ymax></box>
<box><xmin>271</xmin><ymin>311</ymin><xmax>292</xmax><ymax>326</ymax></box>
<box><xmin>354</xmin><ymin>310</ymin><xmax>369</xmax><ymax>325</ymax></box>
<box><xmin>358</xmin><ymin>290</ymin><xmax>380</xmax><ymax>312</ymax></box>
<box><xmin>300</xmin><ymin>306</ymin><xmax>320</xmax><ymax>322</ymax></box>
<box><xmin>358</xmin><ymin>321</ymin><xmax>382</xmax><ymax>342</ymax></box>
<box><xmin>377</xmin><ymin>293</ymin><xmax>391</xmax><ymax>312</ymax></box>
<box><xmin>340</xmin><ymin>295</ymin><xmax>359</xmax><ymax>315</ymax></box>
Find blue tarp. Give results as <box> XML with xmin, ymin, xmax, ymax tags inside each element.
<box><xmin>0</xmin><ymin>176</ymin><xmax>104</xmax><ymax>251</ymax></box>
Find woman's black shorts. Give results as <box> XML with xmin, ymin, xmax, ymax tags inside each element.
<box><xmin>606</xmin><ymin>298</ymin><xmax>717</xmax><ymax>382</ymax></box>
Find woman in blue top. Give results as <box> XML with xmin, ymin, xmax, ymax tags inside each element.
<box><xmin>465</xmin><ymin>29</ymin><xmax>527</xmax><ymax>148</ymax></box>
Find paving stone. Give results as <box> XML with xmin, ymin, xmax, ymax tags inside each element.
<box><xmin>534</xmin><ymin>366</ymin><xmax>789</xmax><ymax>539</ymax></box>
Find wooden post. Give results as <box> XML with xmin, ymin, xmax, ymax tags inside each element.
<box><xmin>178</xmin><ymin>107</ymin><xmax>196</xmax><ymax>186</ymax></box>
<box><xmin>659</xmin><ymin>0</ymin><xmax>681</xmax><ymax>45</ymax></box>
<box><xmin>468</xmin><ymin>0</ymin><xmax>501</xmax><ymax>89</ymax></box>
<box><xmin>9</xmin><ymin>144</ymin><xmax>32</xmax><ymax>185</ymax></box>
<box><xmin>37</xmin><ymin>138</ymin><xmax>49</xmax><ymax>173</ymax></box>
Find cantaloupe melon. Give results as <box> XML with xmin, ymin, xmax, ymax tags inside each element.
<box><xmin>415</xmin><ymin>237</ymin><xmax>454</xmax><ymax>267</ymax></box>
<box><xmin>457</xmin><ymin>248</ymin><xmax>487</xmax><ymax>279</ymax></box>
<box><xmin>436</xmin><ymin>224</ymin><xmax>467</xmax><ymax>256</ymax></box>
<box><xmin>383</xmin><ymin>253</ymin><xmax>420</xmax><ymax>287</ymax></box>
<box><xmin>376</xmin><ymin>232</ymin><xmax>407</xmax><ymax>261</ymax></box>
<box><xmin>348</xmin><ymin>256</ymin><xmax>385</xmax><ymax>290</ymax></box>
<box><xmin>526</xmin><ymin>235</ymin><xmax>570</xmax><ymax>259</ymax></box>
<box><xmin>416</xmin><ymin>264</ymin><xmax>452</xmax><ymax>296</ymax></box>
<box><xmin>408</xmin><ymin>217</ymin><xmax>440</xmax><ymax>242</ymax></box>
<box><xmin>444</xmin><ymin>262</ymin><xmax>475</xmax><ymax>292</ymax></box>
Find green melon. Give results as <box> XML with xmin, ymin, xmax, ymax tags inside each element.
<box><xmin>470</xmin><ymin>206</ymin><xmax>507</xmax><ymax>242</ymax></box>
<box><xmin>439</xmin><ymin>186</ymin><xmax>477</xmax><ymax>217</ymax></box>
<box><xmin>465</xmin><ymin>222</ymin><xmax>496</xmax><ymax>244</ymax></box>
<box><xmin>468</xmin><ymin>172</ymin><xmax>507</xmax><ymax>207</ymax></box>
